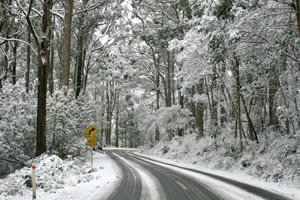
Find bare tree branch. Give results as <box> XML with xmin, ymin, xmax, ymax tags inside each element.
<box><xmin>0</xmin><ymin>36</ymin><xmax>38</xmax><ymax>55</ymax></box>
<box><xmin>16</xmin><ymin>0</ymin><xmax>41</xmax><ymax>54</ymax></box>
<box><xmin>73</xmin><ymin>0</ymin><xmax>109</xmax><ymax>15</ymax></box>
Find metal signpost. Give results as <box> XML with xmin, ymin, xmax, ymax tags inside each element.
<box><xmin>85</xmin><ymin>125</ymin><xmax>98</xmax><ymax>167</ymax></box>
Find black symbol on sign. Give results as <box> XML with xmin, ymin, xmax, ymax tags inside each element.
<box><xmin>89</xmin><ymin>128</ymin><xmax>95</xmax><ymax>135</ymax></box>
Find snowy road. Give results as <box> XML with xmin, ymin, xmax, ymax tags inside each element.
<box><xmin>106</xmin><ymin>151</ymin><xmax>142</xmax><ymax>200</ymax></box>
<box><xmin>106</xmin><ymin>150</ymin><xmax>294</xmax><ymax>200</ymax></box>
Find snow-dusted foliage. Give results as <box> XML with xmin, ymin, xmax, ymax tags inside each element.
<box><xmin>0</xmin><ymin>81</ymin><xmax>97</xmax><ymax>177</ymax></box>
<box><xmin>0</xmin><ymin>80</ymin><xmax>36</xmax><ymax>177</ymax></box>
<box><xmin>0</xmin><ymin>153</ymin><xmax>106</xmax><ymax>199</ymax></box>
<box><xmin>156</xmin><ymin>106</ymin><xmax>195</xmax><ymax>136</ymax></box>
<box><xmin>46</xmin><ymin>89</ymin><xmax>93</xmax><ymax>158</ymax></box>
<box><xmin>136</xmin><ymin>105</ymin><xmax>195</xmax><ymax>142</ymax></box>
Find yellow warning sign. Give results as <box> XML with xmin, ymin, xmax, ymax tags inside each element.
<box><xmin>87</xmin><ymin>138</ymin><xmax>96</xmax><ymax>146</ymax></box>
<box><xmin>85</xmin><ymin>125</ymin><xmax>98</xmax><ymax>137</ymax></box>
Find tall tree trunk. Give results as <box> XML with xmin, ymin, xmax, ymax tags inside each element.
<box><xmin>210</xmin><ymin>69</ymin><xmax>218</xmax><ymax>124</ymax></box>
<box><xmin>115</xmin><ymin>94</ymin><xmax>119</xmax><ymax>147</ymax></box>
<box><xmin>0</xmin><ymin>42</ymin><xmax>8</xmax><ymax>89</ymax></box>
<box><xmin>0</xmin><ymin>0</ymin><xmax>6</xmax><ymax>33</ymax></box>
<box><xmin>75</xmin><ymin>14</ymin><xmax>85</xmax><ymax>98</ymax></box>
<box><xmin>156</xmin><ymin>73</ymin><xmax>160</xmax><ymax>110</ymax></box>
<box><xmin>115</xmin><ymin>111</ymin><xmax>119</xmax><ymax>147</ymax></box>
<box><xmin>101</xmin><ymin>95</ymin><xmax>105</xmax><ymax>145</ymax></box>
<box><xmin>105</xmin><ymin>81</ymin><xmax>115</xmax><ymax>146</ymax></box>
<box><xmin>11</xmin><ymin>40</ymin><xmax>18</xmax><ymax>84</ymax></box>
<box><xmin>75</xmin><ymin>0</ymin><xmax>89</xmax><ymax>98</ymax></box>
<box><xmin>20</xmin><ymin>0</ymin><xmax>51</xmax><ymax>156</ymax></box>
<box><xmin>26</xmin><ymin>28</ymin><xmax>31</xmax><ymax>93</ymax></box>
<box><xmin>83</xmin><ymin>70</ymin><xmax>88</xmax><ymax>95</ymax></box>
<box><xmin>36</xmin><ymin>0</ymin><xmax>51</xmax><ymax>156</ymax></box>
<box><xmin>48</xmin><ymin>33</ymin><xmax>54</xmax><ymax>95</ymax></box>
<box><xmin>279</xmin><ymin>85</ymin><xmax>294</xmax><ymax>134</ymax></box>
<box><xmin>240</xmin><ymin>93</ymin><xmax>258</xmax><ymax>142</ymax></box>
<box><xmin>233</xmin><ymin>58</ymin><xmax>243</xmax><ymax>153</ymax></box>
<box><xmin>177</xmin><ymin>88</ymin><xmax>184</xmax><ymax>137</ymax></box>
<box><xmin>294</xmin><ymin>0</ymin><xmax>300</xmax><ymax>37</ymax></box>
<box><xmin>195</xmin><ymin>80</ymin><xmax>204</xmax><ymax>137</ymax></box>
<box><xmin>0</xmin><ymin>0</ymin><xmax>11</xmax><ymax>89</ymax></box>
<box><xmin>218</xmin><ymin>65</ymin><xmax>227</xmax><ymax>126</ymax></box>
<box><xmin>204</xmin><ymin>77</ymin><xmax>217</xmax><ymax>125</ymax></box>
<box><xmin>268</xmin><ymin>78</ymin><xmax>279</xmax><ymax>127</ymax></box>
<box><xmin>262</xmin><ymin>88</ymin><xmax>268</xmax><ymax>132</ymax></box>
<box><xmin>177</xmin><ymin>70</ymin><xmax>185</xmax><ymax>137</ymax></box>
<box><xmin>48</xmin><ymin>8</ymin><xmax>54</xmax><ymax>95</ymax></box>
<box><xmin>105</xmin><ymin>106</ymin><xmax>111</xmax><ymax>145</ymax></box>
<box><xmin>3</xmin><ymin>42</ymin><xmax>9</xmax><ymax>81</ymax></box>
<box><xmin>178</xmin><ymin>90</ymin><xmax>184</xmax><ymax>109</ymax></box>
<box><xmin>166</xmin><ymin>51</ymin><xmax>172</xmax><ymax>107</ymax></box>
<box><xmin>171</xmin><ymin>53</ymin><xmax>176</xmax><ymax>104</ymax></box>
<box><xmin>60</xmin><ymin>0</ymin><xmax>73</xmax><ymax>89</ymax></box>
<box><xmin>155</xmin><ymin>73</ymin><xmax>160</xmax><ymax>140</ymax></box>
<box><xmin>191</xmin><ymin>86</ymin><xmax>196</xmax><ymax>117</ymax></box>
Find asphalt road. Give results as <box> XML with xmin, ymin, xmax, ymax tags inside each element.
<box><xmin>106</xmin><ymin>150</ymin><xmax>293</xmax><ymax>200</ymax></box>
<box><xmin>106</xmin><ymin>151</ymin><xmax>142</xmax><ymax>200</ymax></box>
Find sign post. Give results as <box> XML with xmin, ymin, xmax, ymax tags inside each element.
<box><xmin>85</xmin><ymin>125</ymin><xmax>98</xmax><ymax>167</ymax></box>
<box><xmin>32</xmin><ymin>164</ymin><xmax>36</xmax><ymax>199</ymax></box>
<box><xmin>91</xmin><ymin>145</ymin><xmax>93</xmax><ymax>167</ymax></box>
<box><xmin>87</xmin><ymin>138</ymin><xmax>96</xmax><ymax>166</ymax></box>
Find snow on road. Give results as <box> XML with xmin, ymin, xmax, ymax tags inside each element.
<box><xmin>113</xmin><ymin>152</ymin><xmax>163</xmax><ymax>200</ymax></box>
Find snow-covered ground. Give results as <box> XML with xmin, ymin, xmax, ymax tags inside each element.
<box><xmin>0</xmin><ymin>151</ymin><xmax>120</xmax><ymax>200</ymax></box>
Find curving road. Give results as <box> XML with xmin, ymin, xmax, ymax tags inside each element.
<box><xmin>106</xmin><ymin>151</ymin><xmax>142</xmax><ymax>200</ymax></box>
<box><xmin>106</xmin><ymin>150</ymin><xmax>294</xmax><ymax>200</ymax></box>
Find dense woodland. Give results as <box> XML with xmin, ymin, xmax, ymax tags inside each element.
<box><xmin>0</xmin><ymin>0</ymin><xmax>300</xmax><ymax>177</ymax></box>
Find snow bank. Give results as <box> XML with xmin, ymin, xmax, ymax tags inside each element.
<box><xmin>139</xmin><ymin>132</ymin><xmax>300</xmax><ymax>190</ymax></box>
<box><xmin>0</xmin><ymin>152</ymin><xmax>119</xmax><ymax>200</ymax></box>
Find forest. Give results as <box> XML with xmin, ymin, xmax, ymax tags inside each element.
<box><xmin>0</xmin><ymin>0</ymin><xmax>299</xmax><ymax>181</ymax></box>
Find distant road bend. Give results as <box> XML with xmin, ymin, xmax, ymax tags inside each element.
<box><xmin>105</xmin><ymin>150</ymin><xmax>294</xmax><ymax>200</ymax></box>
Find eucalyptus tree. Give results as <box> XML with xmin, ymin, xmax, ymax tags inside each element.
<box><xmin>37</xmin><ymin>0</ymin><xmax>51</xmax><ymax>156</ymax></box>
<box><xmin>131</xmin><ymin>0</ymin><xmax>192</xmax><ymax>107</ymax></box>
<box><xmin>272</xmin><ymin>0</ymin><xmax>300</xmax><ymax>133</ymax></box>
<box><xmin>168</xmin><ymin>0</ymin><xmax>247</xmax><ymax>151</ymax></box>
<box><xmin>0</xmin><ymin>0</ymin><xmax>23</xmax><ymax>88</ymax></box>
<box><xmin>12</xmin><ymin>0</ymin><xmax>52</xmax><ymax>156</ymax></box>
<box><xmin>169</xmin><ymin>0</ymin><xmax>300</xmax><ymax>153</ymax></box>
<box><xmin>73</xmin><ymin>0</ymin><xmax>125</xmax><ymax>98</ymax></box>
<box><xmin>0</xmin><ymin>0</ymin><xmax>53</xmax><ymax>157</ymax></box>
<box><xmin>127</xmin><ymin>0</ymin><xmax>196</xmax><ymax>139</ymax></box>
<box><xmin>229</xmin><ymin>0</ymin><xmax>300</xmax><ymax>137</ymax></box>
<box><xmin>60</xmin><ymin>0</ymin><xmax>73</xmax><ymax>89</ymax></box>
<box><xmin>0</xmin><ymin>0</ymin><xmax>11</xmax><ymax>89</ymax></box>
